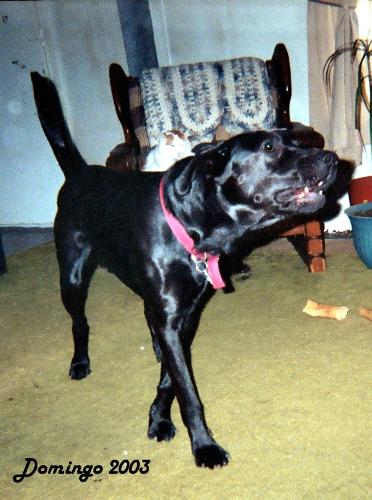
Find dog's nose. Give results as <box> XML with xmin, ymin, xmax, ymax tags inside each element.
<box><xmin>300</xmin><ymin>150</ymin><xmax>337</xmax><ymax>186</ymax></box>
<box><xmin>311</xmin><ymin>151</ymin><xmax>337</xmax><ymax>180</ymax></box>
<box><xmin>323</xmin><ymin>152</ymin><xmax>338</xmax><ymax>168</ymax></box>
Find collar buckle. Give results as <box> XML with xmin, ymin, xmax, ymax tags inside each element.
<box><xmin>191</xmin><ymin>254</ymin><xmax>211</xmax><ymax>283</ymax></box>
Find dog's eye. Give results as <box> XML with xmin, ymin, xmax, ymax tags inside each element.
<box><xmin>253</xmin><ymin>194</ymin><xmax>263</xmax><ymax>204</ymax></box>
<box><xmin>218</xmin><ymin>145</ymin><xmax>229</xmax><ymax>157</ymax></box>
<box><xmin>263</xmin><ymin>142</ymin><xmax>274</xmax><ymax>152</ymax></box>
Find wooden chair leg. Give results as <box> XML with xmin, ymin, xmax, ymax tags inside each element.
<box><xmin>305</xmin><ymin>221</ymin><xmax>326</xmax><ymax>272</ymax></box>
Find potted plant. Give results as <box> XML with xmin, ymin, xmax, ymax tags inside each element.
<box><xmin>325</xmin><ymin>39</ymin><xmax>372</xmax><ymax>267</ymax></box>
<box><xmin>324</xmin><ymin>38</ymin><xmax>371</xmax><ymax>205</ymax></box>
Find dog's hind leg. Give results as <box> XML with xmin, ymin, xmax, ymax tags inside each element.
<box><xmin>55</xmin><ymin>230</ymin><xmax>97</xmax><ymax>380</ymax></box>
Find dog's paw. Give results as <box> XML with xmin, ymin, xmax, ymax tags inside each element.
<box><xmin>148</xmin><ymin>419</ymin><xmax>176</xmax><ymax>442</ymax></box>
<box><xmin>235</xmin><ymin>262</ymin><xmax>252</xmax><ymax>281</ymax></box>
<box><xmin>194</xmin><ymin>444</ymin><xmax>230</xmax><ymax>469</ymax></box>
<box><xmin>69</xmin><ymin>358</ymin><xmax>91</xmax><ymax>380</ymax></box>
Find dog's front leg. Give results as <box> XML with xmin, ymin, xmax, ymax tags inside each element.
<box><xmin>148</xmin><ymin>365</ymin><xmax>176</xmax><ymax>442</ymax></box>
<box><xmin>153</xmin><ymin>311</ymin><xmax>229</xmax><ymax>468</ymax></box>
<box><xmin>146</xmin><ymin>291</ymin><xmax>211</xmax><ymax>445</ymax></box>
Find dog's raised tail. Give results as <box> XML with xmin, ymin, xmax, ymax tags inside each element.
<box><xmin>31</xmin><ymin>72</ymin><xmax>86</xmax><ymax>177</ymax></box>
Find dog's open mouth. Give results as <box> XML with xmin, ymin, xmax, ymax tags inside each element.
<box><xmin>274</xmin><ymin>171</ymin><xmax>335</xmax><ymax>213</ymax></box>
<box><xmin>294</xmin><ymin>181</ymin><xmax>325</xmax><ymax>205</ymax></box>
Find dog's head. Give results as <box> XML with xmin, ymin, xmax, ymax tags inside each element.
<box><xmin>166</xmin><ymin>130</ymin><xmax>338</xmax><ymax>253</ymax></box>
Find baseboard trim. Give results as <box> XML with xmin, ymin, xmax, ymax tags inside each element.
<box><xmin>1</xmin><ymin>226</ymin><xmax>53</xmax><ymax>231</ymax></box>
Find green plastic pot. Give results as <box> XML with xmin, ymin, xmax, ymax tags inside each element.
<box><xmin>345</xmin><ymin>202</ymin><xmax>372</xmax><ymax>268</ymax></box>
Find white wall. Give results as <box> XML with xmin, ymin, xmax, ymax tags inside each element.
<box><xmin>149</xmin><ymin>0</ymin><xmax>309</xmax><ymax>124</ymax></box>
<box><xmin>0</xmin><ymin>0</ymin><xmax>127</xmax><ymax>226</ymax></box>
<box><xmin>0</xmin><ymin>1</ymin><xmax>60</xmax><ymax>227</ymax></box>
<box><xmin>1</xmin><ymin>0</ymin><xmax>310</xmax><ymax>226</ymax></box>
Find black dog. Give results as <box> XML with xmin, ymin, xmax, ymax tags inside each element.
<box><xmin>31</xmin><ymin>72</ymin><xmax>337</xmax><ymax>468</ymax></box>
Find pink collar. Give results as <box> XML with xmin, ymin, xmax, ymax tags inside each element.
<box><xmin>159</xmin><ymin>178</ymin><xmax>225</xmax><ymax>290</ymax></box>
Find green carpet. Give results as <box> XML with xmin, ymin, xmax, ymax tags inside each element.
<box><xmin>1</xmin><ymin>243</ymin><xmax>371</xmax><ymax>499</ymax></box>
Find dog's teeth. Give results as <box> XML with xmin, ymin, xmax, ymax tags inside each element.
<box><xmin>319</xmin><ymin>190</ymin><xmax>323</xmax><ymax>195</ymax></box>
<box><xmin>304</xmin><ymin>186</ymin><xmax>310</xmax><ymax>194</ymax></box>
<box><xmin>318</xmin><ymin>181</ymin><xmax>324</xmax><ymax>187</ymax></box>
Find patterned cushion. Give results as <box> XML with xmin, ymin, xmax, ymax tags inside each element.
<box><xmin>220</xmin><ymin>58</ymin><xmax>275</xmax><ymax>135</ymax></box>
<box><xmin>129</xmin><ymin>56</ymin><xmax>276</xmax><ymax>156</ymax></box>
<box><xmin>140</xmin><ymin>62</ymin><xmax>223</xmax><ymax>147</ymax></box>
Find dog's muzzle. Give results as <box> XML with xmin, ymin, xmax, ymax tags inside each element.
<box><xmin>274</xmin><ymin>152</ymin><xmax>338</xmax><ymax>213</ymax></box>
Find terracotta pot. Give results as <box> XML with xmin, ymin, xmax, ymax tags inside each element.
<box><xmin>348</xmin><ymin>176</ymin><xmax>372</xmax><ymax>206</ymax></box>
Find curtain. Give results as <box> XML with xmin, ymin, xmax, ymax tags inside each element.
<box><xmin>308</xmin><ymin>0</ymin><xmax>362</xmax><ymax>164</ymax></box>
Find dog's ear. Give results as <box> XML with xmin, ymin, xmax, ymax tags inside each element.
<box><xmin>192</xmin><ymin>141</ymin><xmax>230</xmax><ymax>157</ymax></box>
<box><xmin>173</xmin><ymin>141</ymin><xmax>231</xmax><ymax>195</ymax></box>
<box><xmin>173</xmin><ymin>157</ymin><xmax>197</xmax><ymax>196</ymax></box>
<box><xmin>192</xmin><ymin>142</ymin><xmax>215</xmax><ymax>155</ymax></box>
<box><xmin>200</xmin><ymin>141</ymin><xmax>231</xmax><ymax>177</ymax></box>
